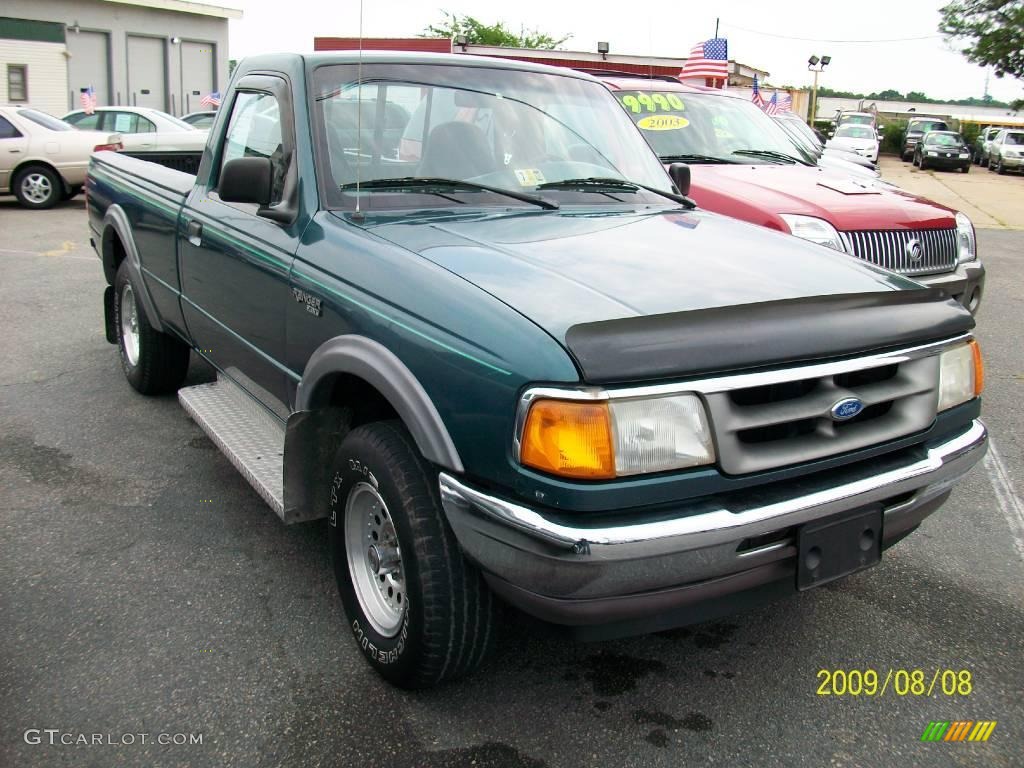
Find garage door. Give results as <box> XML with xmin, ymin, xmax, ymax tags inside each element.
<box><xmin>66</xmin><ymin>30</ymin><xmax>110</xmax><ymax>109</ymax></box>
<box><xmin>126</xmin><ymin>35</ymin><xmax>166</xmax><ymax>110</ymax></box>
<box><xmin>179</xmin><ymin>41</ymin><xmax>216</xmax><ymax>115</ymax></box>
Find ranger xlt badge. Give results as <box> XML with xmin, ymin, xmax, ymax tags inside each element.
<box><xmin>292</xmin><ymin>287</ymin><xmax>322</xmax><ymax>317</ymax></box>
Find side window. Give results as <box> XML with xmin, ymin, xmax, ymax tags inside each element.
<box><xmin>109</xmin><ymin>112</ymin><xmax>139</xmax><ymax>134</ymax></box>
<box><xmin>136</xmin><ymin>115</ymin><xmax>156</xmax><ymax>134</ymax></box>
<box><xmin>0</xmin><ymin>116</ymin><xmax>21</xmax><ymax>139</ymax></box>
<box><xmin>220</xmin><ymin>91</ymin><xmax>284</xmax><ymax>204</ymax></box>
<box><xmin>68</xmin><ymin>113</ymin><xmax>101</xmax><ymax>130</ymax></box>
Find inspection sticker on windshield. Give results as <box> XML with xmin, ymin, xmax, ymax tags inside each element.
<box><xmin>637</xmin><ymin>115</ymin><xmax>689</xmax><ymax>131</ymax></box>
<box><xmin>514</xmin><ymin>168</ymin><xmax>546</xmax><ymax>186</ymax></box>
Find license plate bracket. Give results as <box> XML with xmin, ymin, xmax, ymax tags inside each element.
<box><xmin>796</xmin><ymin>506</ymin><xmax>883</xmax><ymax>591</ymax></box>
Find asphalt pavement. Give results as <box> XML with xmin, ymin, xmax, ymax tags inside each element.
<box><xmin>1</xmin><ymin>197</ymin><xmax>1022</xmax><ymax>767</ymax></box>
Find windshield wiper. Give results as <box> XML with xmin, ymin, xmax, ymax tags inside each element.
<box><xmin>339</xmin><ymin>177</ymin><xmax>559</xmax><ymax>210</ymax></box>
<box><xmin>732</xmin><ymin>149</ymin><xmax>804</xmax><ymax>164</ymax></box>
<box><xmin>659</xmin><ymin>153</ymin><xmax>735</xmax><ymax>165</ymax></box>
<box><xmin>536</xmin><ymin>177</ymin><xmax>695</xmax><ymax>209</ymax></box>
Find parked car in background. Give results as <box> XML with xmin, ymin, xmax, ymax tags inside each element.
<box><xmin>973</xmin><ymin>126</ymin><xmax>1001</xmax><ymax>166</ymax></box>
<box><xmin>181</xmin><ymin>110</ymin><xmax>217</xmax><ymax>129</ymax></box>
<box><xmin>826</xmin><ymin>124</ymin><xmax>880</xmax><ymax>163</ymax></box>
<box><xmin>0</xmin><ymin>105</ymin><xmax>121</xmax><ymax>208</ymax></box>
<box><xmin>62</xmin><ymin>106</ymin><xmax>207</xmax><ymax>152</ymax></box>
<box><xmin>913</xmin><ymin>131</ymin><xmax>971</xmax><ymax>172</ymax></box>
<box><xmin>598</xmin><ymin>76</ymin><xmax>984</xmax><ymax>313</ymax></box>
<box><xmin>901</xmin><ymin>117</ymin><xmax>949</xmax><ymax>160</ymax></box>
<box><xmin>833</xmin><ymin>110</ymin><xmax>878</xmax><ymax>134</ymax></box>
<box><xmin>987</xmin><ymin>128</ymin><xmax>1024</xmax><ymax>175</ymax></box>
<box><xmin>774</xmin><ymin>113</ymin><xmax>879</xmax><ymax>176</ymax></box>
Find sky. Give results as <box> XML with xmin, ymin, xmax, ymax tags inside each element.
<box><xmin>224</xmin><ymin>0</ymin><xmax>1022</xmax><ymax>104</ymax></box>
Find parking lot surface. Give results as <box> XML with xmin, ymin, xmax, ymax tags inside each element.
<box><xmin>1</xmin><ymin>198</ymin><xmax>1022</xmax><ymax>767</ymax></box>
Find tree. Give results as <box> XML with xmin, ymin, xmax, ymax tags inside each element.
<box><xmin>940</xmin><ymin>1</ymin><xmax>1024</xmax><ymax>81</ymax></box>
<box><xmin>423</xmin><ymin>11</ymin><xmax>569</xmax><ymax>49</ymax></box>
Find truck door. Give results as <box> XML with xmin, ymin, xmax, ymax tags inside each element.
<box><xmin>178</xmin><ymin>75</ymin><xmax>299</xmax><ymax>418</ymax></box>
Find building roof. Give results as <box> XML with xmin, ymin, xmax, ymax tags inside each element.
<box><xmin>98</xmin><ymin>0</ymin><xmax>242</xmax><ymax>19</ymax></box>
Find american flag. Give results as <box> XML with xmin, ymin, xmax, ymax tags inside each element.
<box><xmin>80</xmin><ymin>86</ymin><xmax>97</xmax><ymax>115</ymax></box>
<box><xmin>776</xmin><ymin>92</ymin><xmax>793</xmax><ymax>113</ymax></box>
<box><xmin>764</xmin><ymin>91</ymin><xmax>780</xmax><ymax>116</ymax></box>
<box><xmin>199</xmin><ymin>91</ymin><xmax>221</xmax><ymax>108</ymax></box>
<box><xmin>679</xmin><ymin>38</ymin><xmax>729</xmax><ymax>82</ymax></box>
<box><xmin>751</xmin><ymin>75</ymin><xmax>765</xmax><ymax>109</ymax></box>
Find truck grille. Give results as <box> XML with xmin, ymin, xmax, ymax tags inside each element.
<box><xmin>705</xmin><ymin>355</ymin><xmax>939</xmax><ymax>475</ymax></box>
<box><xmin>841</xmin><ymin>228</ymin><xmax>958</xmax><ymax>276</ymax></box>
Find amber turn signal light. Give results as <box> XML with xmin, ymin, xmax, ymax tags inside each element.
<box><xmin>519</xmin><ymin>399</ymin><xmax>615</xmax><ymax>480</ymax></box>
<box><xmin>970</xmin><ymin>339</ymin><xmax>984</xmax><ymax>396</ymax></box>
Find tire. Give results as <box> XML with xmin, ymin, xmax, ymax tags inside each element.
<box><xmin>996</xmin><ymin>159</ymin><xmax>1006</xmax><ymax>175</ymax></box>
<box><xmin>13</xmin><ymin>165</ymin><xmax>61</xmax><ymax>209</ymax></box>
<box><xmin>62</xmin><ymin>184</ymin><xmax>83</xmax><ymax>201</ymax></box>
<box><xmin>328</xmin><ymin>421</ymin><xmax>496</xmax><ymax>688</ymax></box>
<box><xmin>113</xmin><ymin>261</ymin><xmax>190</xmax><ymax>395</ymax></box>
<box><xmin>962</xmin><ymin>164</ymin><xmax>970</xmax><ymax>174</ymax></box>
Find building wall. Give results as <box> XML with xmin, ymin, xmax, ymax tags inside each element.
<box><xmin>0</xmin><ymin>39</ymin><xmax>67</xmax><ymax>115</ymax></box>
<box><xmin>3</xmin><ymin>0</ymin><xmax>232</xmax><ymax>115</ymax></box>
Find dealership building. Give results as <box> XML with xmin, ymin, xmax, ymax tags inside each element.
<box><xmin>0</xmin><ymin>0</ymin><xmax>240</xmax><ymax>117</ymax></box>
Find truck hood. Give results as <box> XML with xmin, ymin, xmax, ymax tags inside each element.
<box><xmin>361</xmin><ymin>207</ymin><xmax>972</xmax><ymax>380</ymax></box>
<box><xmin>689</xmin><ymin>164</ymin><xmax>956</xmax><ymax>231</ymax></box>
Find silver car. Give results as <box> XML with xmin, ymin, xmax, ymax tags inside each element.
<box><xmin>987</xmin><ymin>129</ymin><xmax>1024</xmax><ymax>175</ymax></box>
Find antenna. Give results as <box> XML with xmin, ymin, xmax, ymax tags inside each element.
<box><xmin>354</xmin><ymin>0</ymin><xmax>365</xmax><ymax>220</ymax></box>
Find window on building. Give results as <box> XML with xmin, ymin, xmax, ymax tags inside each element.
<box><xmin>7</xmin><ymin>65</ymin><xmax>28</xmax><ymax>102</ymax></box>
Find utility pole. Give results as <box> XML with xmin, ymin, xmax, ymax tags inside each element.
<box><xmin>715</xmin><ymin>17</ymin><xmax>719</xmax><ymax>37</ymax></box>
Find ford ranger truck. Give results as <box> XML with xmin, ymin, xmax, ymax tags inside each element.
<box><xmin>86</xmin><ymin>52</ymin><xmax>988</xmax><ymax>689</ymax></box>
<box><xmin>597</xmin><ymin>76</ymin><xmax>985</xmax><ymax>314</ymax></box>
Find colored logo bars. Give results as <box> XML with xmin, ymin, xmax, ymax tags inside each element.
<box><xmin>921</xmin><ymin>721</ymin><xmax>997</xmax><ymax>742</ymax></box>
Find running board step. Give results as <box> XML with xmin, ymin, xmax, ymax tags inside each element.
<box><xmin>178</xmin><ymin>375</ymin><xmax>286</xmax><ymax>519</ymax></box>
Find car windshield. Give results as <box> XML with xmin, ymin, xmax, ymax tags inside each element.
<box><xmin>909</xmin><ymin>120</ymin><xmax>947</xmax><ymax>133</ymax></box>
<box><xmin>1005</xmin><ymin>133</ymin><xmax>1024</xmax><ymax>146</ymax></box>
<box><xmin>613</xmin><ymin>90</ymin><xmax>813</xmax><ymax>165</ymax></box>
<box><xmin>313</xmin><ymin>63</ymin><xmax>674</xmax><ymax>211</ymax></box>
<box><xmin>835</xmin><ymin>125</ymin><xmax>874</xmax><ymax>139</ymax></box>
<box><xmin>17</xmin><ymin>109</ymin><xmax>74</xmax><ymax>131</ymax></box>
<box><xmin>925</xmin><ymin>133</ymin><xmax>962</xmax><ymax>146</ymax></box>
<box><xmin>839</xmin><ymin>115</ymin><xmax>873</xmax><ymax>126</ymax></box>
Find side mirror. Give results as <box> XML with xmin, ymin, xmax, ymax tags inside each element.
<box><xmin>219</xmin><ymin>157</ymin><xmax>272</xmax><ymax>206</ymax></box>
<box><xmin>667</xmin><ymin>162</ymin><xmax>690</xmax><ymax>197</ymax></box>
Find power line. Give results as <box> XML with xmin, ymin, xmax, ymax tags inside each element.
<box><xmin>720</xmin><ymin>20</ymin><xmax>941</xmax><ymax>44</ymax></box>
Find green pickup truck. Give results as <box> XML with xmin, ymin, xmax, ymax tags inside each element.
<box><xmin>87</xmin><ymin>52</ymin><xmax>988</xmax><ymax>688</ymax></box>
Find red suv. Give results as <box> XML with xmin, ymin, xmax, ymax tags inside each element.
<box><xmin>596</xmin><ymin>75</ymin><xmax>984</xmax><ymax>313</ymax></box>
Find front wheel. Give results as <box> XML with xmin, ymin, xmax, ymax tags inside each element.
<box><xmin>962</xmin><ymin>164</ymin><xmax>970</xmax><ymax>174</ymax></box>
<box><xmin>996</xmin><ymin>159</ymin><xmax>1006</xmax><ymax>175</ymax></box>
<box><xmin>114</xmin><ymin>261</ymin><xmax>190</xmax><ymax>394</ymax></box>
<box><xmin>328</xmin><ymin>422</ymin><xmax>496</xmax><ymax>688</ymax></box>
<box><xmin>14</xmin><ymin>165</ymin><xmax>61</xmax><ymax>209</ymax></box>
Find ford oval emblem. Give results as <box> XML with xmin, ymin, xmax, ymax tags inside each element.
<box><xmin>830</xmin><ymin>397</ymin><xmax>864</xmax><ymax>421</ymax></box>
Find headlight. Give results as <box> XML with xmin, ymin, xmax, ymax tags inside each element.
<box><xmin>955</xmin><ymin>211</ymin><xmax>976</xmax><ymax>263</ymax></box>
<box><xmin>779</xmin><ymin>214</ymin><xmax>847</xmax><ymax>252</ymax></box>
<box><xmin>518</xmin><ymin>393</ymin><xmax>715</xmax><ymax>479</ymax></box>
<box><xmin>938</xmin><ymin>340</ymin><xmax>983</xmax><ymax>411</ymax></box>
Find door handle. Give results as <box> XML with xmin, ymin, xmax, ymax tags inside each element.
<box><xmin>186</xmin><ymin>220</ymin><xmax>203</xmax><ymax>246</ymax></box>
<box><xmin>8</xmin><ymin>149</ymin><xmax>20</xmax><ymax>153</ymax></box>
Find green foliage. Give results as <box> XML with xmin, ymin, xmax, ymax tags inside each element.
<box><xmin>961</xmin><ymin>122</ymin><xmax>982</xmax><ymax>146</ymax></box>
<box><xmin>940</xmin><ymin>0</ymin><xmax>1024</xmax><ymax>81</ymax></box>
<box><xmin>423</xmin><ymin>11</ymin><xmax>569</xmax><ymax>49</ymax></box>
<box><xmin>881</xmin><ymin>121</ymin><xmax>908</xmax><ymax>154</ymax></box>
<box><xmin>815</xmin><ymin>85</ymin><xmax>1011</xmax><ymax>107</ymax></box>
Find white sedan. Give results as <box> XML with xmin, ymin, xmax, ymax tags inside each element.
<box><xmin>62</xmin><ymin>106</ymin><xmax>208</xmax><ymax>152</ymax></box>
<box><xmin>826</xmin><ymin>124</ymin><xmax>879</xmax><ymax>164</ymax></box>
<box><xmin>1</xmin><ymin>105</ymin><xmax>122</xmax><ymax>208</ymax></box>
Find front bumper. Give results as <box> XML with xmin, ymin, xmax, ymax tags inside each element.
<box><xmin>996</xmin><ymin>155</ymin><xmax>1023</xmax><ymax>169</ymax></box>
<box><xmin>439</xmin><ymin>420</ymin><xmax>987</xmax><ymax>631</ymax></box>
<box><xmin>913</xmin><ymin>259</ymin><xmax>985</xmax><ymax>314</ymax></box>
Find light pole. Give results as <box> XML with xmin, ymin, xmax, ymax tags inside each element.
<box><xmin>807</xmin><ymin>54</ymin><xmax>831</xmax><ymax>127</ymax></box>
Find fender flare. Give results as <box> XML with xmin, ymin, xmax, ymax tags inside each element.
<box><xmin>295</xmin><ymin>335</ymin><xmax>464</xmax><ymax>473</ymax></box>
<box><xmin>101</xmin><ymin>205</ymin><xmax>165</xmax><ymax>333</ymax></box>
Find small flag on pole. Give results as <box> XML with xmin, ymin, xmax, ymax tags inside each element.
<box><xmin>679</xmin><ymin>38</ymin><xmax>729</xmax><ymax>85</ymax></box>
<box><xmin>199</xmin><ymin>91</ymin><xmax>221</xmax><ymax>108</ymax></box>
<box><xmin>777</xmin><ymin>92</ymin><xmax>793</xmax><ymax>113</ymax></box>
<box><xmin>751</xmin><ymin>75</ymin><xmax>766</xmax><ymax>109</ymax></box>
<box><xmin>80</xmin><ymin>86</ymin><xmax>97</xmax><ymax>115</ymax></box>
<box><xmin>765</xmin><ymin>90</ymin><xmax>780</xmax><ymax>116</ymax></box>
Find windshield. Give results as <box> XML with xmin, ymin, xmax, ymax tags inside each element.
<box><xmin>839</xmin><ymin>114</ymin><xmax>873</xmax><ymax>126</ymax></box>
<box><xmin>1005</xmin><ymin>133</ymin><xmax>1024</xmax><ymax>146</ymax></box>
<box><xmin>908</xmin><ymin>120</ymin><xmax>947</xmax><ymax>134</ymax></box>
<box><xmin>313</xmin><ymin>64</ymin><xmax>674</xmax><ymax>211</ymax></box>
<box><xmin>614</xmin><ymin>90</ymin><xmax>813</xmax><ymax>164</ymax></box>
<box><xmin>835</xmin><ymin>125</ymin><xmax>875</xmax><ymax>140</ymax></box>
<box><xmin>925</xmin><ymin>133</ymin><xmax>963</xmax><ymax>146</ymax></box>
<box><xmin>17</xmin><ymin>109</ymin><xmax>74</xmax><ymax>131</ymax></box>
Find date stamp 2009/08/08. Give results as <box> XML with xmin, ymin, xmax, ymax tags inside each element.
<box><xmin>816</xmin><ymin>668</ymin><xmax>973</xmax><ymax>697</ymax></box>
